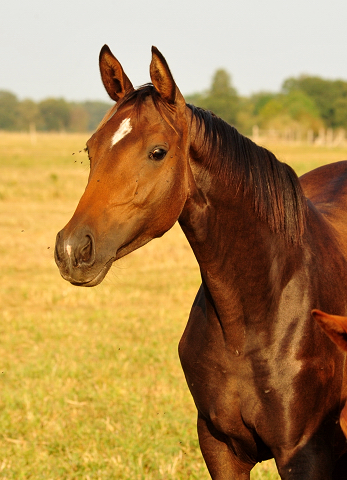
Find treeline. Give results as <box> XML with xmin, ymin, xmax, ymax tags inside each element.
<box><xmin>0</xmin><ymin>91</ymin><xmax>111</xmax><ymax>132</ymax></box>
<box><xmin>2</xmin><ymin>71</ymin><xmax>347</xmax><ymax>135</ymax></box>
<box><xmin>186</xmin><ymin>71</ymin><xmax>347</xmax><ymax>136</ymax></box>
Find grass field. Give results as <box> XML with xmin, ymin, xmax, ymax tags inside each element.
<box><xmin>1</xmin><ymin>131</ymin><xmax>347</xmax><ymax>479</ymax></box>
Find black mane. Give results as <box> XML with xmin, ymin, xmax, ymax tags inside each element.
<box><xmin>187</xmin><ymin>104</ymin><xmax>308</xmax><ymax>244</ymax></box>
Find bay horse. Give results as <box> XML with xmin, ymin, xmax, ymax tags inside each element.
<box><xmin>55</xmin><ymin>45</ymin><xmax>347</xmax><ymax>479</ymax></box>
<box><xmin>313</xmin><ymin>309</ymin><xmax>347</xmax><ymax>438</ymax></box>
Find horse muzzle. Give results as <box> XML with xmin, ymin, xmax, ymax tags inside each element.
<box><xmin>55</xmin><ymin>228</ymin><xmax>113</xmax><ymax>287</ymax></box>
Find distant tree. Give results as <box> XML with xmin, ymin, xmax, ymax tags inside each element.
<box><xmin>234</xmin><ymin>96</ymin><xmax>258</xmax><ymax>135</ymax></box>
<box><xmin>2</xmin><ymin>71</ymin><xmax>347</xmax><ymax>134</ymax></box>
<box><xmin>334</xmin><ymin>97</ymin><xmax>347</xmax><ymax>129</ymax></box>
<box><xmin>282</xmin><ymin>75</ymin><xmax>347</xmax><ymax>128</ymax></box>
<box><xmin>82</xmin><ymin>101</ymin><xmax>112</xmax><ymax>131</ymax></box>
<box><xmin>15</xmin><ymin>99</ymin><xmax>39</xmax><ymax>131</ymax></box>
<box><xmin>233</xmin><ymin>92</ymin><xmax>278</xmax><ymax>135</ymax></box>
<box><xmin>210</xmin><ymin>69</ymin><xmax>236</xmax><ymax>97</ymax></box>
<box><xmin>38</xmin><ymin>98</ymin><xmax>70</xmax><ymax>131</ymax></box>
<box><xmin>69</xmin><ymin>104</ymin><xmax>90</xmax><ymax>132</ymax></box>
<box><xmin>186</xmin><ymin>68</ymin><xmax>239</xmax><ymax>126</ymax></box>
<box><xmin>257</xmin><ymin>90</ymin><xmax>323</xmax><ymax>133</ymax></box>
<box><xmin>0</xmin><ymin>90</ymin><xmax>18</xmax><ymax>130</ymax></box>
<box><xmin>251</xmin><ymin>92</ymin><xmax>277</xmax><ymax>116</ymax></box>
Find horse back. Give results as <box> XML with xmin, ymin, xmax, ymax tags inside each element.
<box><xmin>300</xmin><ymin>160</ymin><xmax>347</xmax><ymax>257</ymax></box>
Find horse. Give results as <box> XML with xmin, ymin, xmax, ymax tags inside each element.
<box><xmin>312</xmin><ymin>309</ymin><xmax>347</xmax><ymax>438</ymax></box>
<box><xmin>55</xmin><ymin>45</ymin><xmax>347</xmax><ymax>479</ymax></box>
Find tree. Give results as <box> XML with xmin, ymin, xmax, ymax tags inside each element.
<box><xmin>15</xmin><ymin>99</ymin><xmax>39</xmax><ymax>131</ymax></box>
<box><xmin>282</xmin><ymin>75</ymin><xmax>347</xmax><ymax>128</ymax></box>
<box><xmin>0</xmin><ymin>90</ymin><xmax>18</xmax><ymax>130</ymax></box>
<box><xmin>257</xmin><ymin>90</ymin><xmax>323</xmax><ymax>133</ymax></box>
<box><xmin>82</xmin><ymin>101</ymin><xmax>112</xmax><ymax>131</ymax></box>
<box><xmin>38</xmin><ymin>98</ymin><xmax>70</xmax><ymax>131</ymax></box>
<box><xmin>251</xmin><ymin>92</ymin><xmax>277</xmax><ymax>116</ymax></box>
<box><xmin>186</xmin><ymin>69</ymin><xmax>239</xmax><ymax>126</ymax></box>
<box><xmin>69</xmin><ymin>104</ymin><xmax>90</xmax><ymax>132</ymax></box>
<box><xmin>210</xmin><ymin>69</ymin><xmax>236</xmax><ymax>97</ymax></box>
<box><xmin>334</xmin><ymin>97</ymin><xmax>347</xmax><ymax>129</ymax></box>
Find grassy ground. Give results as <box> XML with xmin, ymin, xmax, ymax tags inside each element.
<box><xmin>1</xmin><ymin>132</ymin><xmax>347</xmax><ymax>479</ymax></box>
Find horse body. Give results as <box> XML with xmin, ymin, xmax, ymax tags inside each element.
<box><xmin>178</xmin><ymin>115</ymin><xmax>347</xmax><ymax>478</ymax></box>
<box><xmin>55</xmin><ymin>45</ymin><xmax>347</xmax><ymax>479</ymax></box>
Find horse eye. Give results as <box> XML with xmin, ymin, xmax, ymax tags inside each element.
<box><xmin>149</xmin><ymin>148</ymin><xmax>167</xmax><ymax>161</ymax></box>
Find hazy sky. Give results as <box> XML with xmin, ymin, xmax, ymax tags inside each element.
<box><xmin>1</xmin><ymin>0</ymin><xmax>347</xmax><ymax>102</ymax></box>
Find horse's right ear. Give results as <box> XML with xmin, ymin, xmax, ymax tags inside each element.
<box><xmin>150</xmin><ymin>46</ymin><xmax>185</xmax><ymax>107</ymax></box>
<box><xmin>99</xmin><ymin>45</ymin><xmax>134</xmax><ymax>102</ymax></box>
<box><xmin>312</xmin><ymin>309</ymin><xmax>347</xmax><ymax>352</ymax></box>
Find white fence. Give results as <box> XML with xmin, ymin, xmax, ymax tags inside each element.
<box><xmin>251</xmin><ymin>125</ymin><xmax>347</xmax><ymax>146</ymax></box>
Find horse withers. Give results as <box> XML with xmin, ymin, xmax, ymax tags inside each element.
<box><xmin>55</xmin><ymin>45</ymin><xmax>347</xmax><ymax>479</ymax></box>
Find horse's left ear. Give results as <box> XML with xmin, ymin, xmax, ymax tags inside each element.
<box><xmin>150</xmin><ymin>46</ymin><xmax>185</xmax><ymax>106</ymax></box>
<box><xmin>312</xmin><ymin>309</ymin><xmax>347</xmax><ymax>352</ymax></box>
<box><xmin>99</xmin><ymin>45</ymin><xmax>134</xmax><ymax>102</ymax></box>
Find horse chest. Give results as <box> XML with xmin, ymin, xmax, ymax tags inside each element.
<box><xmin>179</xmin><ymin>330</ymin><xmax>256</xmax><ymax>435</ymax></box>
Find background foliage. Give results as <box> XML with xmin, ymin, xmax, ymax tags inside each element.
<box><xmin>1</xmin><ymin>71</ymin><xmax>347</xmax><ymax>136</ymax></box>
<box><xmin>187</xmin><ymin>72</ymin><xmax>347</xmax><ymax>136</ymax></box>
<box><xmin>0</xmin><ymin>92</ymin><xmax>111</xmax><ymax>133</ymax></box>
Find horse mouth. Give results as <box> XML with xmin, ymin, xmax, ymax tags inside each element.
<box><xmin>64</xmin><ymin>258</ymin><xmax>114</xmax><ymax>287</ymax></box>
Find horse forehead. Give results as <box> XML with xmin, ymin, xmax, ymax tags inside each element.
<box><xmin>89</xmin><ymin>97</ymin><xmax>172</xmax><ymax>151</ymax></box>
<box><xmin>110</xmin><ymin>118</ymin><xmax>133</xmax><ymax>148</ymax></box>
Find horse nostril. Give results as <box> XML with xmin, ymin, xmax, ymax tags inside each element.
<box><xmin>76</xmin><ymin>234</ymin><xmax>94</xmax><ymax>266</ymax></box>
<box><xmin>80</xmin><ymin>236</ymin><xmax>93</xmax><ymax>263</ymax></box>
<box><xmin>54</xmin><ymin>231</ymin><xmax>63</xmax><ymax>264</ymax></box>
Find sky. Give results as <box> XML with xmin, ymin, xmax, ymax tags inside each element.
<box><xmin>1</xmin><ymin>0</ymin><xmax>347</xmax><ymax>103</ymax></box>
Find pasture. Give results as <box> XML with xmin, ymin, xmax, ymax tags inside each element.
<box><xmin>1</xmin><ymin>131</ymin><xmax>347</xmax><ymax>479</ymax></box>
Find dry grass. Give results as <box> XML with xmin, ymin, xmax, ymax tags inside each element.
<box><xmin>1</xmin><ymin>132</ymin><xmax>347</xmax><ymax>479</ymax></box>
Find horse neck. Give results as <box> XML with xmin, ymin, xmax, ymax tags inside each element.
<box><xmin>179</xmin><ymin>112</ymin><xmax>305</xmax><ymax>326</ymax></box>
<box><xmin>179</xmin><ymin>178</ymin><xmax>298</xmax><ymax>316</ymax></box>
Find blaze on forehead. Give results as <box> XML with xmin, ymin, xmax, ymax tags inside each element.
<box><xmin>101</xmin><ymin>84</ymin><xmax>182</xmax><ymax>146</ymax></box>
<box><xmin>110</xmin><ymin>118</ymin><xmax>132</xmax><ymax>148</ymax></box>
<box><xmin>98</xmin><ymin>84</ymin><xmax>165</xmax><ymax>134</ymax></box>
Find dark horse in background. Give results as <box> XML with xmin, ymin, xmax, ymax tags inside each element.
<box><xmin>313</xmin><ymin>309</ymin><xmax>347</xmax><ymax>439</ymax></box>
<box><xmin>55</xmin><ymin>45</ymin><xmax>347</xmax><ymax>479</ymax></box>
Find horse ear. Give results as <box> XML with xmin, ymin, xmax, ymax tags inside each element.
<box><xmin>150</xmin><ymin>46</ymin><xmax>185</xmax><ymax>106</ymax></box>
<box><xmin>99</xmin><ymin>45</ymin><xmax>134</xmax><ymax>102</ymax></box>
<box><xmin>312</xmin><ymin>309</ymin><xmax>347</xmax><ymax>352</ymax></box>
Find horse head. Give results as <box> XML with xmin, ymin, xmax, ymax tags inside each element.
<box><xmin>55</xmin><ymin>46</ymin><xmax>191</xmax><ymax>286</ymax></box>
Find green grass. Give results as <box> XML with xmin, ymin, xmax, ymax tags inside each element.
<box><xmin>1</xmin><ymin>132</ymin><xmax>347</xmax><ymax>479</ymax></box>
